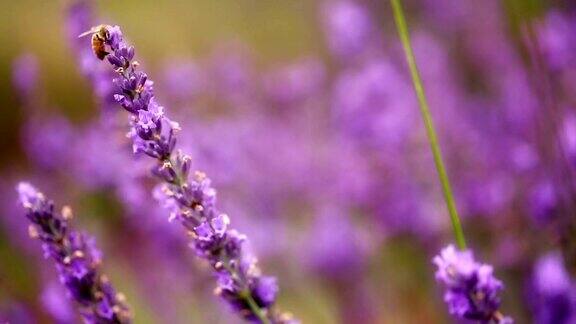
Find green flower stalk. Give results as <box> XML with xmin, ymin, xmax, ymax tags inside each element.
<box><xmin>390</xmin><ymin>2</ymin><xmax>513</xmax><ymax>322</ymax></box>
<box><xmin>390</xmin><ymin>0</ymin><xmax>466</xmax><ymax>250</ymax></box>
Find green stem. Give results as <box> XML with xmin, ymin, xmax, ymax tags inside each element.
<box><xmin>220</xmin><ymin>251</ymin><xmax>271</xmax><ymax>324</ymax></box>
<box><xmin>244</xmin><ymin>292</ymin><xmax>271</xmax><ymax>324</ymax></box>
<box><xmin>390</xmin><ymin>0</ymin><xmax>467</xmax><ymax>250</ymax></box>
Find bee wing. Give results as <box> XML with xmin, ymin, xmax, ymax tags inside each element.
<box><xmin>78</xmin><ymin>27</ymin><xmax>99</xmax><ymax>38</ymax></box>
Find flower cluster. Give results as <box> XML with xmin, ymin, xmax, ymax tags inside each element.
<box><xmin>433</xmin><ymin>245</ymin><xmax>512</xmax><ymax>323</ymax></box>
<box><xmin>90</xmin><ymin>24</ymin><xmax>294</xmax><ymax>323</ymax></box>
<box><xmin>16</xmin><ymin>182</ymin><xmax>131</xmax><ymax>324</ymax></box>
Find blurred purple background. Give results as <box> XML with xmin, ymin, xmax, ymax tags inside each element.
<box><xmin>2</xmin><ymin>0</ymin><xmax>576</xmax><ymax>323</ymax></box>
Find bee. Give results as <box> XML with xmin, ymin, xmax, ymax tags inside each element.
<box><xmin>78</xmin><ymin>24</ymin><xmax>111</xmax><ymax>60</ymax></box>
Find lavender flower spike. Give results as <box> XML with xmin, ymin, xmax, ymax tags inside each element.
<box><xmin>16</xmin><ymin>182</ymin><xmax>131</xmax><ymax>324</ymax></box>
<box><xmin>433</xmin><ymin>245</ymin><xmax>512</xmax><ymax>323</ymax></box>
<box><xmin>85</xmin><ymin>25</ymin><xmax>295</xmax><ymax>323</ymax></box>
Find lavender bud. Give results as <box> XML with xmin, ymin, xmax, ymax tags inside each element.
<box><xmin>174</xmin><ymin>151</ymin><xmax>192</xmax><ymax>179</ymax></box>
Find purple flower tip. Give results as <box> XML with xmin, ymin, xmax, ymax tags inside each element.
<box><xmin>433</xmin><ymin>245</ymin><xmax>512</xmax><ymax>323</ymax></box>
<box><xmin>17</xmin><ymin>182</ymin><xmax>40</xmax><ymax>206</ymax></box>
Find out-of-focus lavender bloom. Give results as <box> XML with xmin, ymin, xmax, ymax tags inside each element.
<box><xmin>262</xmin><ymin>58</ymin><xmax>325</xmax><ymax>106</ymax></box>
<box><xmin>158</xmin><ymin>60</ymin><xmax>205</xmax><ymax>107</ymax></box>
<box><xmin>22</xmin><ymin>116</ymin><xmax>75</xmax><ymax>171</ymax></box>
<box><xmin>16</xmin><ymin>182</ymin><xmax>131</xmax><ymax>323</ymax></box>
<box><xmin>305</xmin><ymin>206</ymin><xmax>369</xmax><ymax>279</ymax></box>
<box><xmin>316</xmin><ymin>137</ymin><xmax>375</xmax><ymax>206</ymax></box>
<box><xmin>509</xmin><ymin>141</ymin><xmax>539</xmax><ymax>173</ymax></box>
<box><xmin>530</xmin><ymin>251</ymin><xmax>576</xmax><ymax>324</ymax></box>
<box><xmin>458</xmin><ymin>3</ymin><xmax>538</xmax><ymax>138</ymax></box>
<box><xmin>371</xmin><ymin>170</ymin><xmax>428</xmax><ymax>235</ymax></box>
<box><xmin>66</xmin><ymin>0</ymin><xmax>118</xmax><ymax>114</ymax></box>
<box><xmin>537</xmin><ymin>12</ymin><xmax>576</xmax><ymax>103</ymax></box>
<box><xmin>71</xmin><ymin>121</ymin><xmax>147</xmax><ymax>189</ymax></box>
<box><xmin>86</xmin><ymin>25</ymin><xmax>295</xmax><ymax>323</ymax></box>
<box><xmin>12</xmin><ymin>54</ymin><xmax>39</xmax><ymax>101</ymax></box>
<box><xmin>207</xmin><ymin>43</ymin><xmax>256</xmax><ymax>107</ymax></box>
<box><xmin>421</xmin><ymin>0</ymin><xmax>468</xmax><ymax>31</ymax></box>
<box><xmin>433</xmin><ymin>245</ymin><xmax>512</xmax><ymax>323</ymax></box>
<box><xmin>461</xmin><ymin>175</ymin><xmax>514</xmax><ymax>218</ymax></box>
<box><xmin>562</xmin><ymin>112</ymin><xmax>576</xmax><ymax>167</ymax></box>
<box><xmin>41</xmin><ymin>281</ymin><xmax>76</xmax><ymax>323</ymax></box>
<box><xmin>412</xmin><ymin>31</ymin><xmax>469</xmax><ymax>141</ymax></box>
<box><xmin>321</xmin><ymin>0</ymin><xmax>376</xmax><ymax>60</ymax></box>
<box><xmin>12</xmin><ymin>54</ymin><xmax>77</xmax><ymax>171</ymax></box>
<box><xmin>332</xmin><ymin>59</ymin><xmax>416</xmax><ymax>149</ymax></box>
<box><xmin>498</xmin><ymin>66</ymin><xmax>538</xmax><ymax>136</ymax></box>
<box><xmin>538</xmin><ymin>11</ymin><xmax>576</xmax><ymax>71</ymax></box>
<box><xmin>529</xmin><ymin>180</ymin><xmax>558</xmax><ymax>225</ymax></box>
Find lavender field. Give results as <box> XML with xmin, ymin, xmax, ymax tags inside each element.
<box><xmin>1</xmin><ymin>0</ymin><xmax>575</xmax><ymax>323</ymax></box>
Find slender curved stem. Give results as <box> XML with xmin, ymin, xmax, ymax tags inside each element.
<box><xmin>390</xmin><ymin>0</ymin><xmax>467</xmax><ymax>249</ymax></box>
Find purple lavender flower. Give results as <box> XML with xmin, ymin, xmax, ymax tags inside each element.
<box><xmin>41</xmin><ymin>281</ymin><xmax>76</xmax><ymax>323</ymax></box>
<box><xmin>304</xmin><ymin>206</ymin><xmax>369</xmax><ymax>279</ymax></box>
<box><xmin>16</xmin><ymin>182</ymin><xmax>131</xmax><ymax>324</ymax></box>
<box><xmin>22</xmin><ymin>115</ymin><xmax>75</xmax><ymax>171</ymax></box>
<box><xmin>12</xmin><ymin>54</ymin><xmax>77</xmax><ymax>171</ymax></box>
<box><xmin>321</xmin><ymin>0</ymin><xmax>376</xmax><ymax>61</ymax></box>
<box><xmin>68</xmin><ymin>114</ymin><xmax>154</xmax><ymax>191</ymax></box>
<box><xmin>85</xmin><ymin>24</ymin><xmax>295</xmax><ymax>323</ymax></box>
<box><xmin>538</xmin><ymin>11</ymin><xmax>576</xmax><ymax>71</ymax></box>
<box><xmin>562</xmin><ymin>112</ymin><xmax>576</xmax><ymax>167</ymax></box>
<box><xmin>158</xmin><ymin>59</ymin><xmax>205</xmax><ymax>107</ymax></box>
<box><xmin>332</xmin><ymin>59</ymin><xmax>417</xmax><ymax>149</ymax></box>
<box><xmin>262</xmin><ymin>58</ymin><xmax>325</xmax><ymax>106</ymax></box>
<box><xmin>207</xmin><ymin>42</ymin><xmax>256</xmax><ymax>107</ymax></box>
<box><xmin>12</xmin><ymin>54</ymin><xmax>39</xmax><ymax>102</ymax></box>
<box><xmin>531</xmin><ymin>251</ymin><xmax>576</xmax><ymax>324</ymax></box>
<box><xmin>529</xmin><ymin>180</ymin><xmax>558</xmax><ymax>225</ymax></box>
<box><xmin>433</xmin><ymin>245</ymin><xmax>512</xmax><ymax>323</ymax></box>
